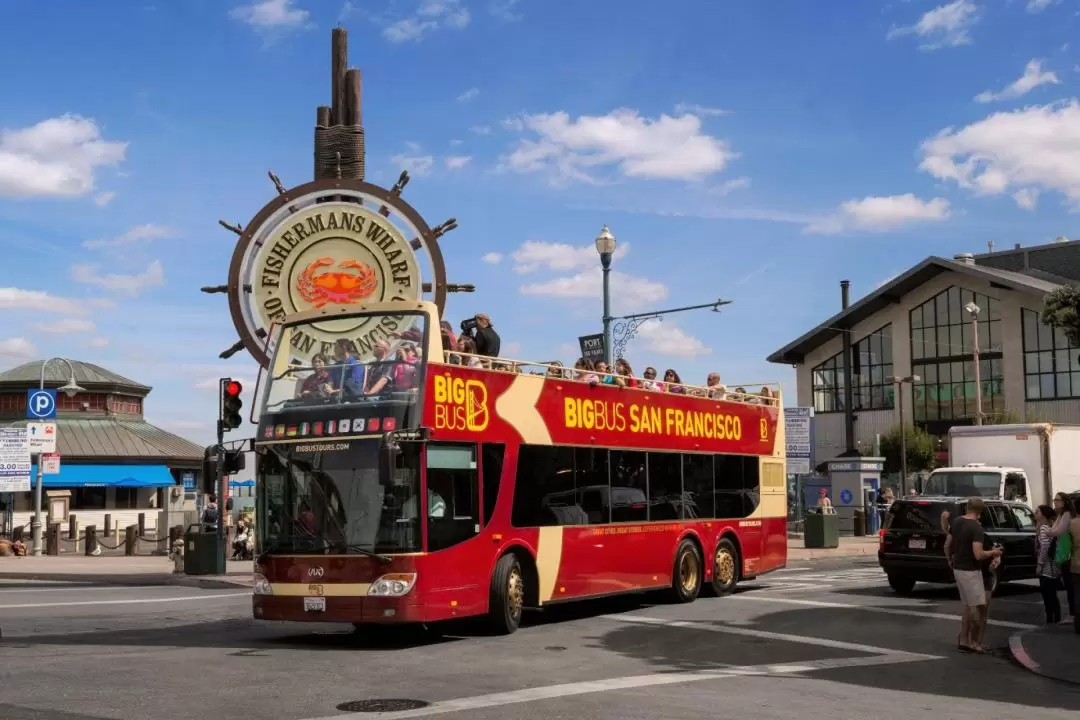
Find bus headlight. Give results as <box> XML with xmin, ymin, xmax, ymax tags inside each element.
<box><xmin>252</xmin><ymin>574</ymin><xmax>273</xmax><ymax>596</ymax></box>
<box><xmin>367</xmin><ymin>573</ymin><xmax>417</xmax><ymax>597</ymax></box>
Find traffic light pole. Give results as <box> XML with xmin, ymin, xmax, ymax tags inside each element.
<box><xmin>216</xmin><ymin>418</ymin><xmax>227</xmax><ymax>570</ymax></box>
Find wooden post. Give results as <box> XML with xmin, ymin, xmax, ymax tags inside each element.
<box><xmin>138</xmin><ymin>512</ymin><xmax>146</xmax><ymax>537</ymax></box>
<box><xmin>124</xmin><ymin>525</ymin><xmax>137</xmax><ymax>556</ymax></box>
<box><xmin>68</xmin><ymin>514</ymin><xmax>77</xmax><ymax>539</ymax></box>
<box><xmin>47</xmin><ymin>523</ymin><xmax>61</xmax><ymax>555</ymax></box>
<box><xmin>85</xmin><ymin>525</ymin><xmax>97</xmax><ymax>556</ymax></box>
<box><xmin>316</xmin><ymin>105</ymin><xmax>331</xmax><ymax>127</ymax></box>
<box><xmin>104</xmin><ymin>513</ymin><xmax>112</xmax><ymax>537</ymax></box>
<box><xmin>331</xmin><ymin>28</ymin><xmax>348</xmax><ymax>126</ymax></box>
<box><xmin>345</xmin><ymin>68</ymin><xmax>362</xmax><ymax>126</ymax></box>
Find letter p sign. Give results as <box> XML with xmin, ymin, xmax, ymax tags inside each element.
<box><xmin>27</xmin><ymin>389</ymin><xmax>58</xmax><ymax>420</ymax></box>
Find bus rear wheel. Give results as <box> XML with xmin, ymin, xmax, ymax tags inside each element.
<box><xmin>709</xmin><ymin>538</ymin><xmax>740</xmax><ymax>596</ymax></box>
<box><xmin>487</xmin><ymin>553</ymin><xmax>525</xmax><ymax>635</ymax></box>
<box><xmin>669</xmin><ymin>540</ymin><xmax>703</xmax><ymax>603</ymax></box>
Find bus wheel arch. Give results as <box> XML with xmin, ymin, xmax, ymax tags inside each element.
<box><xmin>707</xmin><ymin>533</ymin><xmax>742</xmax><ymax>597</ymax></box>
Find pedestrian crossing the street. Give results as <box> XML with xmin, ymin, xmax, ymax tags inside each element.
<box><xmin>743</xmin><ymin>566</ymin><xmax>887</xmax><ymax>595</ymax></box>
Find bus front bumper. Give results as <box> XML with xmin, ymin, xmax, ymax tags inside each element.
<box><xmin>253</xmin><ymin>594</ymin><xmax>427</xmax><ymax>624</ymax></box>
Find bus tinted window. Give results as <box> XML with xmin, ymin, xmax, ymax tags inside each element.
<box><xmin>682</xmin><ymin>454</ymin><xmax>714</xmax><ymax>519</ymax></box>
<box><xmin>714</xmin><ymin>455</ymin><xmax>744</xmax><ymax>518</ymax></box>
<box><xmin>481</xmin><ymin>443</ymin><xmax>504</xmax><ymax>528</ymax></box>
<box><xmin>742</xmin><ymin>458</ymin><xmax>761</xmax><ymax>517</ymax></box>
<box><xmin>574</xmin><ymin>448</ymin><xmax>611</xmax><ymax>525</ymax></box>
<box><xmin>511</xmin><ymin>446</ymin><xmax>577</xmax><ymax>527</ymax></box>
<box><xmin>648</xmin><ymin>453</ymin><xmax>682</xmax><ymax>521</ymax></box>
<box><xmin>609</xmin><ymin>450</ymin><xmax>648</xmax><ymax>523</ymax></box>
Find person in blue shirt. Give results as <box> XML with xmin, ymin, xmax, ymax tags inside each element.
<box><xmin>332</xmin><ymin>339</ymin><xmax>365</xmax><ymax>400</ymax></box>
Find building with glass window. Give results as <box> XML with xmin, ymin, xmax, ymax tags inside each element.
<box><xmin>0</xmin><ymin>359</ymin><xmax>203</xmax><ymax>538</ymax></box>
<box><xmin>767</xmin><ymin>238</ymin><xmax>1080</xmax><ymax>466</ymax></box>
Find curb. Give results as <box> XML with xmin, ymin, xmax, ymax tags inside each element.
<box><xmin>1</xmin><ymin>571</ymin><xmax>253</xmax><ymax>590</ymax></box>
<box><xmin>167</xmin><ymin>575</ymin><xmax>254</xmax><ymax>590</ymax></box>
<box><xmin>1008</xmin><ymin>631</ymin><xmax>1080</xmax><ymax>687</ymax></box>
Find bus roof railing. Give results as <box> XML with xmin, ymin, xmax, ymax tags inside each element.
<box><xmin>440</xmin><ymin>351</ymin><xmax>781</xmax><ymax>408</ymax></box>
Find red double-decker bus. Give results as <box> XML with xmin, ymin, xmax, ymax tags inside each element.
<box><xmin>251</xmin><ymin>302</ymin><xmax>787</xmax><ymax>634</ymax></box>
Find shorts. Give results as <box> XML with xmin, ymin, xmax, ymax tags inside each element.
<box><xmin>954</xmin><ymin>569</ymin><xmax>987</xmax><ymax>607</ymax></box>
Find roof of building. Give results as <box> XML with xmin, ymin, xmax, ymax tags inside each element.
<box><xmin>766</xmin><ymin>255</ymin><xmax>1066</xmax><ymax>365</ymax></box>
<box><xmin>2</xmin><ymin>417</ymin><xmax>202</xmax><ymax>463</ymax></box>
<box><xmin>0</xmin><ymin>359</ymin><xmax>151</xmax><ymax>395</ymax></box>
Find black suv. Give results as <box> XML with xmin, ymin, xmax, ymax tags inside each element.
<box><xmin>878</xmin><ymin>496</ymin><xmax>1037</xmax><ymax>595</ymax></box>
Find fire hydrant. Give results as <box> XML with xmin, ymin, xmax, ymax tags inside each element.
<box><xmin>169</xmin><ymin>537</ymin><xmax>185</xmax><ymax>574</ymax></box>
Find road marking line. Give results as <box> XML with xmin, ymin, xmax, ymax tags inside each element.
<box><xmin>0</xmin><ymin>585</ymin><xmax>166</xmax><ymax>595</ymax></box>
<box><xmin>603</xmin><ymin>615</ymin><xmax>941</xmax><ymax>660</ymax></box>
<box><xmin>301</xmin><ymin>653</ymin><xmax>925</xmax><ymax>720</ymax></box>
<box><xmin>772</xmin><ymin>567</ymin><xmax>813</xmax><ymax>574</ymax></box>
<box><xmin>727</xmin><ymin>594</ymin><xmax>1038</xmax><ymax>630</ymax></box>
<box><xmin>0</xmin><ymin>592</ymin><xmax>250</xmax><ymax>609</ymax></box>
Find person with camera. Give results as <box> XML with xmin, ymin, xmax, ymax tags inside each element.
<box><xmin>461</xmin><ymin>312</ymin><xmax>500</xmax><ymax>359</ymax></box>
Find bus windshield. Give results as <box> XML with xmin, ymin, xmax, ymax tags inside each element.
<box><xmin>259</xmin><ymin>310</ymin><xmax>428</xmax><ymax>423</ymax></box>
<box><xmin>923</xmin><ymin>470</ymin><xmax>1002</xmax><ymax>498</ymax></box>
<box><xmin>256</xmin><ymin>439</ymin><xmax>423</xmax><ymax>554</ymax></box>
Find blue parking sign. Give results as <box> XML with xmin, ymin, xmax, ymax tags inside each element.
<box><xmin>27</xmin><ymin>389</ymin><xmax>57</xmax><ymax>420</ymax></box>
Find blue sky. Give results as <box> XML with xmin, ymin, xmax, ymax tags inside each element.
<box><xmin>1</xmin><ymin>0</ymin><xmax>1078</xmax><ymax>449</ymax></box>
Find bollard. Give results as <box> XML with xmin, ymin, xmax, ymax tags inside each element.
<box><xmin>68</xmin><ymin>514</ymin><xmax>77</xmax><ymax>539</ymax></box>
<box><xmin>124</xmin><ymin>525</ymin><xmax>137</xmax><ymax>556</ymax></box>
<box><xmin>47</xmin><ymin>523</ymin><xmax>61</xmax><ymax>555</ymax></box>
<box><xmin>85</xmin><ymin>525</ymin><xmax>98</xmax><ymax>556</ymax></box>
<box><xmin>12</xmin><ymin>527</ymin><xmax>23</xmax><ymax>543</ymax></box>
<box><xmin>138</xmin><ymin>513</ymin><xmax>146</xmax><ymax>537</ymax></box>
<box><xmin>104</xmin><ymin>513</ymin><xmax>112</xmax><ymax>538</ymax></box>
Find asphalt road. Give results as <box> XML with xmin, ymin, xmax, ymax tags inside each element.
<box><xmin>1</xmin><ymin>558</ymin><xmax>1077</xmax><ymax>720</ymax></box>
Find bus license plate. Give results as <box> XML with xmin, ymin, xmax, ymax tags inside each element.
<box><xmin>304</xmin><ymin>597</ymin><xmax>326</xmax><ymax>612</ymax></box>
<box><xmin>908</xmin><ymin>538</ymin><xmax>926</xmax><ymax>550</ymax></box>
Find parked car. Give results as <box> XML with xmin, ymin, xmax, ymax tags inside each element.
<box><xmin>878</xmin><ymin>496</ymin><xmax>1037</xmax><ymax>595</ymax></box>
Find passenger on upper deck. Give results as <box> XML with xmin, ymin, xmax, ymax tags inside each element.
<box><xmin>364</xmin><ymin>340</ymin><xmax>395</xmax><ymax>395</ymax></box>
<box><xmin>664</xmin><ymin>369</ymin><xmax>686</xmax><ymax>394</ymax></box>
<box><xmin>332</xmin><ymin>339</ymin><xmax>365</xmax><ymax>399</ymax></box>
<box><xmin>299</xmin><ymin>354</ymin><xmax>338</xmax><ymax>400</ymax></box>
<box><xmin>641</xmin><ymin>366</ymin><xmax>664</xmax><ymax>392</ymax></box>
<box><xmin>471</xmin><ymin>312</ymin><xmax>501</xmax><ymax>358</ymax></box>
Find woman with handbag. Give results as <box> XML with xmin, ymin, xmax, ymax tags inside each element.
<box><xmin>1048</xmin><ymin>493</ymin><xmax>1077</xmax><ymax>626</ymax></box>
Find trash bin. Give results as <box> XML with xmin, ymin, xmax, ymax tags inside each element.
<box><xmin>804</xmin><ymin>510</ymin><xmax>839</xmax><ymax>549</ymax></box>
<box><xmin>183</xmin><ymin>524</ymin><xmax>225</xmax><ymax>575</ymax></box>
<box><xmin>853</xmin><ymin>509</ymin><xmax>865</xmax><ymax>537</ymax></box>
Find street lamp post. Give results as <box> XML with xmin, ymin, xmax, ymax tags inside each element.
<box><xmin>594</xmin><ymin>225</ymin><xmax>616</xmax><ymax>365</ymax></box>
<box><xmin>887</xmin><ymin>375</ymin><xmax>920</xmax><ymax>495</ymax></box>
<box><xmin>965</xmin><ymin>301</ymin><xmax>983</xmax><ymax>425</ymax></box>
<box><xmin>30</xmin><ymin>358</ymin><xmax>85</xmax><ymax>557</ymax></box>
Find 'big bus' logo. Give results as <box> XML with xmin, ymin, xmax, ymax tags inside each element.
<box><xmin>433</xmin><ymin>374</ymin><xmax>489</xmax><ymax>432</ymax></box>
<box><xmin>251</xmin><ymin>202</ymin><xmax>422</xmax><ymax>362</ymax></box>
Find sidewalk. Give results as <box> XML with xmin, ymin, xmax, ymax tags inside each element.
<box><xmin>787</xmin><ymin>535</ymin><xmax>879</xmax><ymax>561</ymax></box>
<box><xmin>0</xmin><ymin>555</ymin><xmax>254</xmax><ymax>590</ymax></box>
<box><xmin>1009</xmin><ymin>624</ymin><xmax>1080</xmax><ymax>686</ymax></box>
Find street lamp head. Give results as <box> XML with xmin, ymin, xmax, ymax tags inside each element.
<box><xmin>964</xmin><ymin>301</ymin><xmax>980</xmax><ymax>317</ymax></box>
<box><xmin>594</xmin><ymin>224</ymin><xmax>616</xmax><ymax>257</ymax></box>
<box><xmin>59</xmin><ymin>378</ymin><xmax>85</xmax><ymax>398</ymax></box>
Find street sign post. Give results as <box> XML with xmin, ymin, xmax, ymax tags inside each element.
<box><xmin>0</xmin><ymin>427</ymin><xmax>32</xmax><ymax>493</ymax></box>
<box><xmin>784</xmin><ymin>407</ymin><xmax>814</xmax><ymax>475</ymax></box>
<box><xmin>26</xmin><ymin>389</ymin><xmax>57</xmax><ymax>420</ymax></box>
<box><xmin>27</xmin><ymin>422</ymin><xmax>57</xmax><ymax>454</ymax></box>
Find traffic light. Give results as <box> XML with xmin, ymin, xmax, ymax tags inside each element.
<box><xmin>220</xmin><ymin>378</ymin><xmax>243</xmax><ymax>431</ymax></box>
<box><xmin>223</xmin><ymin>448</ymin><xmax>246</xmax><ymax>476</ymax></box>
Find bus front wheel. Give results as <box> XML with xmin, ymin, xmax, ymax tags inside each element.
<box><xmin>487</xmin><ymin>553</ymin><xmax>525</xmax><ymax>635</ymax></box>
<box><xmin>670</xmin><ymin>540</ymin><xmax>703</xmax><ymax>603</ymax></box>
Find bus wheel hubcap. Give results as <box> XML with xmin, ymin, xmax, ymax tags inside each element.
<box><xmin>680</xmin><ymin>553</ymin><xmax>698</xmax><ymax>592</ymax></box>
<box><xmin>715</xmin><ymin>549</ymin><xmax>735</xmax><ymax>585</ymax></box>
<box><xmin>507</xmin><ymin>568</ymin><xmax>524</xmax><ymax>619</ymax></box>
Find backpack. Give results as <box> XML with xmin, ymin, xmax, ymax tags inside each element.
<box><xmin>1055</xmin><ymin>530</ymin><xmax>1073</xmax><ymax>564</ymax></box>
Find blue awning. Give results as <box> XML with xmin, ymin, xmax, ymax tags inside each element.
<box><xmin>29</xmin><ymin>464</ymin><xmax>177</xmax><ymax>489</ymax></box>
<box><xmin>229</xmin><ymin>480</ymin><xmax>255</xmax><ymax>488</ymax></box>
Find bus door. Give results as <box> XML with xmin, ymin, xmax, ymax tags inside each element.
<box><xmin>424</xmin><ymin>444</ymin><xmax>481</xmax><ymax>559</ymax></box>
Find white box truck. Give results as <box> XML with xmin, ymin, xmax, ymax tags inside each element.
<box><xmin>922</xmin><ymin>424</ymin><xmax>1080</xmax><ymax>508</ymax></box>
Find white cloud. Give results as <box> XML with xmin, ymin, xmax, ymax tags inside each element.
<box><xmin>229</xmin><ymin>0</ymin><xmax>309</xmax><ymax>28</ymax></box>
<box><xmin>1027</xmin><ymin>0</ymin><xmax>1057</xmax><ymax>12</ymax></box>
<box><xmin>94</xmin><ymin>191</ymin><xmax>116</xmax><ymax>207</ymax></box>
<box><xmin>805</xmin><ymin>194</ymin><xmax>951</xmax><ymax>234</ymax></box>
<box><xmin>457</xmin><ymin>87</ymin><xmax>479</xmax><ymax>103</ymax></box>
<box><xmin>708</xmin><ymin>176</ymin><xmax>751</xmax><ymax>196</ymax></box>
<box><xmin>0</xmin><ymin>287</ymin><xmax>91</xmax><ymax>316</ymax></box>
<box><xmin>490</xmin><ymin>0</ymin><xmax>523</xmax><ymax>21</ymax></box>
<box><xmin>86</xmin><ymin>337</ymin><xmax>110</xmax><ymax>349</ymax></box>
<box><xmin>36</xmin><ymin>318</ymin><xmax>96</xmax><ymax>334</ymax></box>
<box><xmin>520</xmin><ymin>268</ymin><xmax>667</xmax><ymax>313</ymax></box>
<box><xmin>0</xmin><ymin>114</ymin><xmax>127</xmax><ymax>198</ymax></box>
<box><xmin>502</xmin><ymin>108</ymin><xmax>735</xmax><ymax>183</ymax></box>
<box><xmin>470</xmin><ymin>125</ymin><xmax>492</xmax><ymax>135</ymax></box>
<box><xmin>511</xmin><ymin>239</ymin><xmax>630</xmax><ymax>274</ymax></box>
<box><xmin>445</xmin><ymin>155</ymin><xmax>472</xmax><ymax>170</ymax></box>
<box><xmin>1013</xmin><ymin>187</ymin><xmax>1040</xmax><ymax>210</ymax></box>
<box><xmin>82</xmin><ymin>223</ymin><xmax>178</xmax><ymax>250</ymax></box>
<box><xmin>391</xmin><ymin>147</ymin><xmax>435</xmax><ymax>176</ymax></box>
<box><xmin>0</xmin><ymin>337</ymin><xmax>36</xmax><ymax>365</ymax></box>
<box><xmin>482</xmin><ymin>252</ymin><xmax>504</xmax><ymax>264</ymax></box>
<box><xmin>974</xmin><ymin>59</ymin><xmax>1060</xmax><ymax>103</ymax></box>
<box><xmin>674</xmin><ymin>103</ymin><xmax>731</xmax><ymax>118</ymax></box>
<box><xmin>384</xmin><ymin>0</ymin><xmax>470</xmax><ymax>43</ymax></box>
<box><xmin>71</xmin><ymin>259</ymin><xmax>165</xmax><ymax>295</ymax></box>
<box><xmin>888</xmin><ymin>0</ymin><xmax>979</xmax><ymax>51</ymax></box>
<box><xmin>633</xmin><ymin>320</ymin><xmax>711</xmax><ymax>359</ymax></box>
<box><xmin>920</xmin><ymin>100</ymin><xmax>1080</xmax><ymax>208</ymax></box>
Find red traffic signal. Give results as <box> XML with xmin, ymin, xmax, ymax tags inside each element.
<box><xmin>224</xmin><ymin>380</ymin><xmax>242</xmax><ymax>397</ymax></box>
<box><xmin>220</xmin><ymin>378</ymin><xmax>244</xmax><ymax>431</ymax></box>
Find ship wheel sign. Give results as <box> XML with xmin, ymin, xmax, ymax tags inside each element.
<box><xmin>206</xmin><ymin>174</ymin><xmax>469</xmax><ymax>367</ymax></box>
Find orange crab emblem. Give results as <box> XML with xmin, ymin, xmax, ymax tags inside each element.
<box><xmin>296</xmin><ymin>257</ymin><xmax>378</xmax><ymax>308</ymax></box>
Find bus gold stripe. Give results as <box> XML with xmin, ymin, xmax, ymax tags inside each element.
<box><xmin>497</xmin><ymin>375</ymin><xmax>552</xmax><ymax>444</ymax></box>
<box><xmin>270</xmin><ymin>583</ymin><xmax>372</xmax><ymax>596</ymax></box>
<box><xmin>535</xmin><ymin>526</ymin><xmax>562</xmax><ymax>604</ymax></box>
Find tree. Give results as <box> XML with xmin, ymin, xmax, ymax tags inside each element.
<box><xmin>879</xmin><ymin>425</ymin><xmax>936</xmax><ymax>476</ymax></box>
<box><xmin>1042</xmin><ymin>286</ymin><xmax>1080</xmax><ymax>349</ymax></box>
